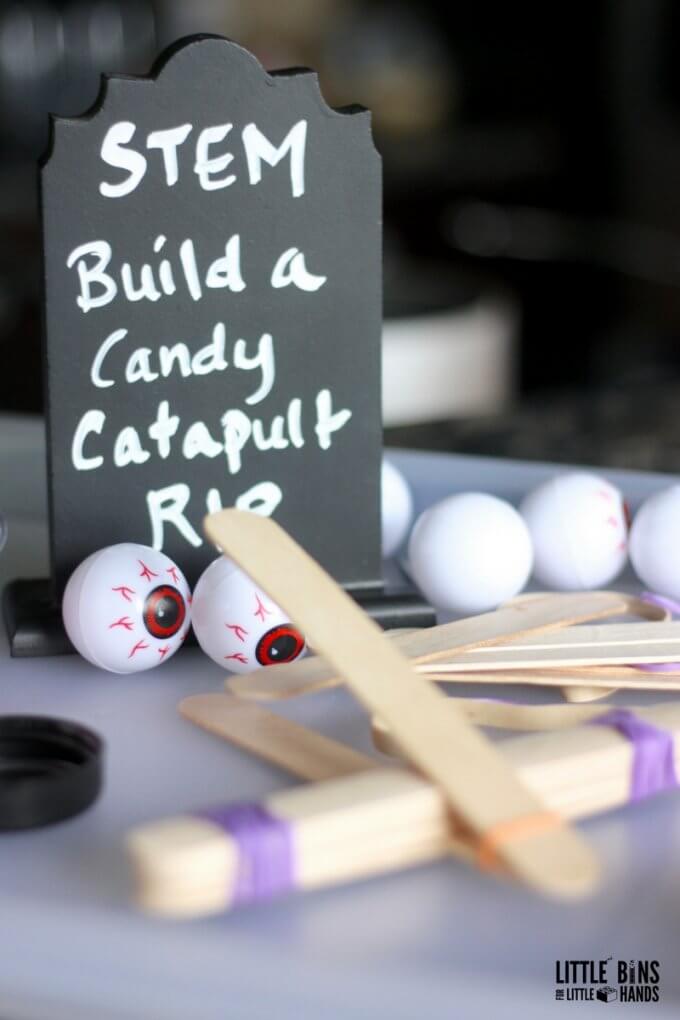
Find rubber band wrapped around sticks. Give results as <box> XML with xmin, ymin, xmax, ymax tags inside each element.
<box><xmin>590</xmin><ymin>709</ymin><xmax>678</xmax><ymax>801</ymax></box>
<box><xmin>373</xmin><ymin>701</ymin><xmax>679</xmax><ymax>804</ymax></box>
<box><xmin>196</xmin><ymin>803</ymin><xmax>295</xmax><ymax>906</ymax></box>
<box><xmin>476</xmin><ymin>812</ymin><xmax>563</xmax><ymax>871</ymax></box>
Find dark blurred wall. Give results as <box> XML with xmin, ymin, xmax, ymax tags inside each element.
<box><xmin>0</xmin><ymin>0</ymin><xmax>678</xmax><ymax>430</ymax></box>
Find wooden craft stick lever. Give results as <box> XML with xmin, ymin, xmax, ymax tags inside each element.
<box><xmin>179</xmin><ymin>693</ymin><xmax>378</xmax><ymax>782</ymax></box>
<box><xmin>203</xmin><ymin>509</ymin><xmax>600</xmax><ymax>899</ymax></box>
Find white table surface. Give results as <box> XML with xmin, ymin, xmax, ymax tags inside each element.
<box><xmin>1</xmin><ymin>414</ymin><xmax>680</xmax><ymax>1020</ymax></box>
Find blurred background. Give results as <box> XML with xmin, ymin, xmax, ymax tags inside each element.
<box><xmin>1</xmin><ymin>0</ymin><xmax>680</xmax><ymax>470</ymax></box>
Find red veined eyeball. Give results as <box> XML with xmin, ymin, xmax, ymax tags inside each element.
<box><xmin>62</xmin><ymin>543</ymin><xmax>191</xmax><ymax>674</ymax></box>
<box><xmin>520</xmin><ymin>472</ymin><xmax>629</xmax><ymax>590</ymax></box>
<box><xmin>192</xmin><ymin>555</ymin><xmax>307</xmax><ymax>673</ymax></box>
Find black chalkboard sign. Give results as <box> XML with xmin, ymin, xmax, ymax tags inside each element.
<box><xmin>40</xmin><ymin>35</ymin><xmax>382</xmax><ymax>595</ymax></box>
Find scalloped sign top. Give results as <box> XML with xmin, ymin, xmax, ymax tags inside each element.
<box><xmin>41</xmin><ymin>35</ymin><xmax>382</xmax><ymax>593</ymax></box>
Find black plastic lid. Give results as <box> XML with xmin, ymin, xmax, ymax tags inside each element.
<box><xmin>0</xmin><ymin>716</ymin><xmax>103</xmax><ymax>830</ymax></box>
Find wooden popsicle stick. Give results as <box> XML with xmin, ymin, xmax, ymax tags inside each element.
<box><xmin>179</xmin><ymin>693</ymin><xmax>378</xmax><ymax>781</ymax></box>
<box><xmin>130</xmin><ymin>700</ymin><xmax>680</xmax><ymax>917</ymax></box>
<box><xmin>564</xmin><ymin>664</ymin><xmax>680</xmax><ymax>678</ymax></box>
<box><xmin>427</xmin><ymin>663</ymin><xmax>680</xmax><ymax>681</ymax></box>
<box><xmin>473</xmin><ymin>620</ymin><xmax>680</xmax><ymax>653</ymax></box>
<box><xmin>371</xmin><ymin>698</ymin><xmax>658</xmax><ymax>759</ymax></box>
<box><xmin>561</xmin><ymin>602</ymin><xmax>669</xmax><ymax>704</ymax></box>
<box><xmin>430</xmin><ymin>597</ymin><xmax>669</xmax><ymax>721</ymax></box>
<box><xmin>226</xmin><ymin>590</ymin><xmax>641</xmax><ymax>702</ymax></box>
<box><xmin>391</xmin><ymin>591</ymin><xmax>634</xmax><ymax>664</ymax></box>
<box><xmin>504</xmin><ymin>591</ymin><xmax>669</xmax><ymax>619</ymax></box>
<box><xmin>204</xmin><ymin>509</ymin><xmax>600</xmax><ymax>899</ymax></box>
<box><xmin>521</xmin><ymin>595</ymin><xmax>668</xmax><ymax>705</ymax></box>
<box><xmin>372</xmin><ymin>699</ymin><xmax>644</xmax><ymax>745</ymax></box>
<box><xmin>428</xmin><ymin>621</ymin><xmax>680</xmax><ymax>672</ymax></box>
<box><xmin>227</xmin><ymin>660</ymin><xmax>680</xmax><ymax>704</ymax></box>
<box><xmin>425</xmin><ymin>669</ymin><xmax>680</xmax><ymax>691</ymax></box>
<box><xmin>427</xmin><ymin>649</ymin><xmax>680</xmax><ymax>671</ymax></box>
<box><xmin>181</xmin><ymin>690</ymin><xmax>644</xmax><ymax>751</ymax></box>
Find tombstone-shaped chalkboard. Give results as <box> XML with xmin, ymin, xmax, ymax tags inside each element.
<box><xmin>3</xmin><ymin>35</ymin><xmax>434</xmax><ymax>656</ymax></box>
<box><xmin>43</xmin><ymin>35</ymin><xmax>382</xmax><ymax>594</ymax></box>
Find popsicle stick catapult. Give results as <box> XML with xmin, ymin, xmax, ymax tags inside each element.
<box><xmin>129</xmin><ymin>691</ymin><xmax>680</xmax><ymax>917</ymax></box>
<box><xmin>126</xmin><ymin>511</ymin><xmax>680</xmax><ymax>916</ymax></box>
<box><xmin>124</xmin><ymin>513</ymin><xmax>639</xmax><ymax>913</ymax></box>
<box><xmin>202</xmin><ymin>511</ymin><xmax>604</xmax><ymax>895</ymax></box>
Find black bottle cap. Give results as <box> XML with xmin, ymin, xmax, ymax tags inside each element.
<box><xmin>0</xmin><ymin>716</ymin><xmax>103</xmax><ymax>830</ymax></box>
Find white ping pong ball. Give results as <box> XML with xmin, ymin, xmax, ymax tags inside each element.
<box><xmin>408</xmin><ymin>493</ymin><xmax>533</xmax><ymax>613</ymax></box>
<box><xmin>192</xmin><ymin>556</ymin><xmax>306</xmax><ymax>673</ymax></box>
<box><xmin>629</xmin><ymin>485</ymin><xmax>680</xmax><ymax>599</ymax></box>
<box><xmin>62</xmin><ymin>543</ymin><xmax>191</xmax><ymax>674</ymax></box>
<box><xmin>381</xmin><ymin>458</ymin><xmax>414</xmax><ymax>557</ymax></box>
<box><xmin>520</xmin><ymin>472</ymin><xmax>629</xmax><ymax>590</ymax></box>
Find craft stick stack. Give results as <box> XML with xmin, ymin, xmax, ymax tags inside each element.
<box><xmin>128</xmin><ymin>698</ymin><xmax>680</xmax><ymax>918</ymax></box>
<box><xmin>225</xmin><ymin>593</ymin><xmax>680</xmax><ymax>703</ymax></box>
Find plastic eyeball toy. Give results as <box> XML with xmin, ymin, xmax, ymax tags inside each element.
<box><xmin>192</xmin><ymin>555</ymin><xmax>306</xmax><ymax>673</ymax></box>
<box><xmin>381</xmin><ymin>458</ymin><xmax>414</xmax><ymax>558</ymax></box>
<box><xmin>62</xmin><ymin>544</ymin><xmax>191</xmax><ymax>674</ymax></box>
<box><xmin>520</xmin><ymin>472</ymin><xmax>629</xmax><ymax>590</ymax></box>
<box><xmin>629</xmin><ymin>485</ymin><xmax>680</xmax><ymax>600</ymax></box>
<box><xmin>408</xmin><ymin>492</ymin><xmax>533</xmax><ymax>614</ymax></box>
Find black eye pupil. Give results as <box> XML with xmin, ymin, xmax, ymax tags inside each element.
<box><xmin>155</xmin><ymin>596</ymin><xmax>179</xmax><ymax>626</ymax></box>
<box><xmin>269</xmin><ymin>634</ymin><xmax>297</xmax><ymax>659</ymax></box>
<box><xmin>143</xmin><ymin>585</ymin><xmax>185</xmax><ymax>639</ymax></box>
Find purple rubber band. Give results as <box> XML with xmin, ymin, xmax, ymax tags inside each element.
<box><xmin>197</xmin><ymin>803</ymin><xmax>295</xmax><ymax>906</ymax></box>
<box><xmin>591</xmin><ymin>709</ymin><xmax>677</xmax><ymax>801</ymax></box>
<box><xmin>640</xmin><ymin>591</ymin><xmax>680</xmax><ymax>617</ymax></box>
<box><xmin>635</xmin><ymin>662</ymin><xmax>680</xmax><ymax>674</ymax></box>
<box><xmin>637</xmin><ymin>592</ymin><xmax>680</xmax><ymax>672</ymax></box>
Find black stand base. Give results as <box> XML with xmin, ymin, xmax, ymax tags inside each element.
<box><xmin>352</xmin><ymin>588</ymin><xmax>436</xmax><ymax>630</ymax></box>
<box><xmin>4</xmin><ymin>577</ymin><xmax>436</xmax><ymax>658</ymax></box>
<box><xmin>3</xmin><ymin>579</ymin><xmax>73</xmax><ymax>657</ymax></box>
